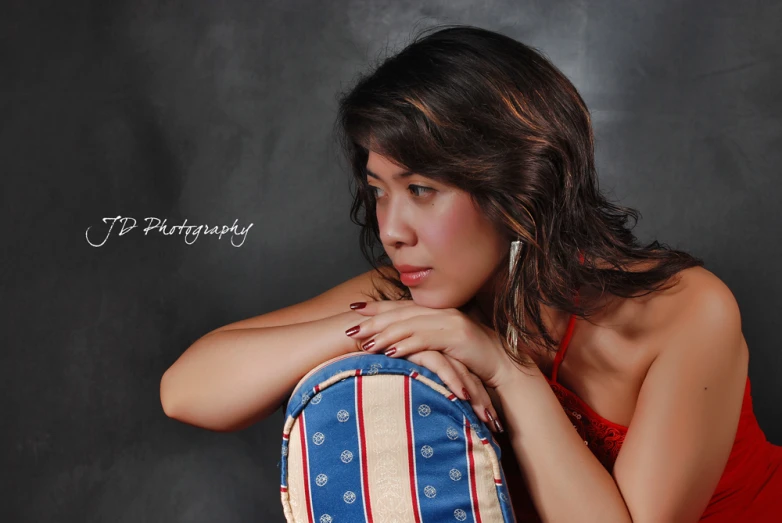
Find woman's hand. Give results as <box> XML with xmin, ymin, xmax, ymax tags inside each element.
<box><xmin>345</xmin><ymin>299</ymin><xmax>516</xmax><ymax>432</ymax></box>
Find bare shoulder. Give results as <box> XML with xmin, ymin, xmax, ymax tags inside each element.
<box><xmin>205</xmin><ymin>266</ymin><xmax>402</xmax><ymax>334</ymax></box>
<box><xmin>589</xmin><ymin>265</ymin><xmax>743</xmax><ymax>363</ymax></box>
<box><xmin>539</xmin><ymin>265</ymin><xmax>745</xmax><ymax>428</ymax></box>
<box><xmin>644</xmin><ymin>266</ymin><xmax>744</xmax><ymax>358</ymax></box>
<box><xmin>654</xmin><ymin>266</ymin><xmax>740</xmax><ymax>323</ymax></box>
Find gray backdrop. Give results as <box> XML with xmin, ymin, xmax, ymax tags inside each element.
<box><xmin>2</xmin><ymin>1</ymin><xmax>780</xmax><ymax>521</ymax></box>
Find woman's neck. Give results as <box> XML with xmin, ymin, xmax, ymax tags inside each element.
<box><xmin>471</xmin><ymin>291</ymin><xmax>574</xmax><ymax>346</ymax></box>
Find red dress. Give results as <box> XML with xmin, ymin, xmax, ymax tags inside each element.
<box><xmin>496</xmin><ymin>311</ymin><xmax>782</xmax><ymax>521</ymax></box>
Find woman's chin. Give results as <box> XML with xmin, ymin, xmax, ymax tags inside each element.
<box><xmin>408</xmin><ymin>291</ymin><xmax>463</xmax><ymax>311</ymax></box>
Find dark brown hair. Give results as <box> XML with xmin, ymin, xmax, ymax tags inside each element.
<box><xmin>332</xmin><ymin>24</ymin><xmax>703</xmax><ymax>367</ymax></box>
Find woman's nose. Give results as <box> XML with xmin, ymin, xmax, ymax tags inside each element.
<box><xmin>379</xmin><ymin>204</ymin><xmax>415</xmax><ymax>247</ymax></box>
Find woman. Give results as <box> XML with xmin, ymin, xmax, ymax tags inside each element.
<box><xmin>332</xmin><ymin>24</ymin><xmax>782</xmax><ymax>521</ymax></box>
<box><xmin>161</xmin><ymin>25</ymin><xmax>781</xmax><ymax>521</ymax></box>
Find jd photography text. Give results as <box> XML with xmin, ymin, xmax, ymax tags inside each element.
<box><xmin>85</xmin><ymin>216</ymin><xmax>254</xmax><ymax>247</ymax></box>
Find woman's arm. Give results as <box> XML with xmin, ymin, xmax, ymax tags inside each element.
<box><xmin>494</xmin><ymin>278</ymin><xmax>746</xmax><ymax>522</ymax></box>
<box><xmin>160</xmin><ymin>311</ymin><xmax>365</xmax><ymax>432</ymax></box>
<box><xmin>495</xmin><ymin>364</ymin><xmax>634</xmax><ymax>522</ymax></box>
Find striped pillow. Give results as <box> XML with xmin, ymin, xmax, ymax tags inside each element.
<box><xmin>279</xmin><ymin>352</ymin><xmax>518</xmax><ymax>522</ymax></box>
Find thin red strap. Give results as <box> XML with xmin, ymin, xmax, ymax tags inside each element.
<box><xmin>551</xmin><ymin>314</ymin><xmax>576</xmax><ymax>383</ymax></box>
<box><xmin>551</xmin><ymin>250</ymin><xmax>585</xmax><ymax>383</ymax></box>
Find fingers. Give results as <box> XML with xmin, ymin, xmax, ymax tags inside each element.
<box><xmin>406</xmin><ymin>351</ymin><xmax>468</xmax><ymax>402</ymax></box>
<box><xmin>350</xmin><ymin>300</ymin><xmax>425</xmax><ymax>317</ymax></box>
<box><xmin>346</xmin><ymin>300</ymin><xmax>440</xmax><ymax>344</ymax></box>
<box><xmin>347</xmin><ymin>309</ymin><xmax>446</xmax><ymax>352</ymax></box>
<box><xmin>350</xmin><ymin>299</ymin><xmax>416</xmax><ymax>314</ymax></box>
<box><xmin>342</xmin><ymin>302</ymin><xmax>504</xmax><ymax>432</ymax></box>
<box><xmin>406</xmin><ymin>351</ymin><xmax>504</xmax><ymax>433</ymax></box>
<box><xmin>442</xmin><ymin>355</ymin><xmax>504</xmax><ymax>433</ymax></box>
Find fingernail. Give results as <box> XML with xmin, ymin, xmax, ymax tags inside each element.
<box><xmin>493</xmin><ymin>418</ymin><xmax>504</xmax><ymax>433</ymax></box>
<box><xmin>362</xmin><ymin>339</ymin><xmax>375</xmax><ymax>351</ymax></box>
<box><xmin>345</xmin><ymin>325</ymin><xmax>360</xmax><ymax>336</ymax></box>
<box><xmin>384</xmin><ymin>347</ymin><xmax>396</xmax><ymax>356</ymax></box>
<box><xmin>350</xmin><ymin>302</ymin><xmax>367</xmax><ymax>309</ymax></box>
<box><xmin>485</xmin><ymin>408</ymin><xmax>495</xmax><ymax>422</ymax></box>
<box><xmin>462</xmin><ymin>387</ymin><xmax>472</xmax><ymax>401</ymax></box>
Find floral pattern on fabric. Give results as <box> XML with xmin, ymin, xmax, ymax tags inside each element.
<box><xmin>548</xmin><ymin>381</ymin><xmax>627</xmax><ymax>472</ymax></box>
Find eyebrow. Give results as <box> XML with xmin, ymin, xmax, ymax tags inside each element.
<box><xmin>365</xmin><ymin>167</ymin><xmax>415</xmax><ymax>181</ymax></box>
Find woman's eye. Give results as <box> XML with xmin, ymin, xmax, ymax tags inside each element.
<box><xmin>368</xmin><ymin>185</ymin><xmax>433</xmax><ymax>199</ymax></box>
<box><xmin>408</xmin><ymin>185</ymin><xmax>433</xmax><ymax>197</ymax></box>
<box><xmin>368</xmin><ymin>186</ymin><xmax>383</xmax><ymax>198</ymax></box>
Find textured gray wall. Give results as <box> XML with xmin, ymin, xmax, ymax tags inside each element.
<box><xmin>2</xmin><ymin>1</ymin><xmax>780</xmax><ymax>521</ymax></box>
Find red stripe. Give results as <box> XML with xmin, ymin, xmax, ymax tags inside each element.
<box><xmin>404</xmin><ymin>375</ymin><xmax>423</xmax><ymax>523</ymax></box>
<box><xmin>357</xmin><ymin>374</ymin><xmax>374</xmax><ymax>522</ymax></box>
<box><xmin>465</xmin><ymin>419</ymin><xmax>482</xmax><ymax>523</ymax></box>
<box><xmin>298</xmin><ymin>412</ymin><xmax>314</xmax><ymax>523</ymax></box>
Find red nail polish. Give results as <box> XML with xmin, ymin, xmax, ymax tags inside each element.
<box><xmin>350</xmin><ymin>302</ymin><xmax>367</xmax><ymax>309</ymax></box>
<box><xmin>384</xmin><ymin>347</ymin><xmax>396</xmax><ymax>356</ymax></box>
<box><xmin>493</xmin><ymin>418</ymin><xmax>504</xmax><ymax>433</ymax></box>
<box><xmin>362</xmin><ymin>339</ymin><xmax>375</xmax><ymax>351</ymax></box>
<box><xmin>485</xmin><ymin>408</ymin><xmax>495</xmax><ymax>422</ymax></box>
<box><xmin>345</xmin><ymin>325</ymin><xmax>360</xmax><ymax>336</ymax></box>
<box><xmin>462</xmin><ymin>387</ymin><xmax>472</xmax><ymax>401</ymax></box>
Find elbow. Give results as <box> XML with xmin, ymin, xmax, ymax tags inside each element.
<box><xmin>159</xmin><ymin>369</ymin><xmax>196</xmax><ymax>424</ymax></box>
<box><xmin>158</xmin><ymin>370</ymin><xmax>265</xmax><ymax>432</ymax></box>
<box><xmin>159</xmin><ymin>369</ymin><xmax>181</xmax><ymax>419</ymax></box>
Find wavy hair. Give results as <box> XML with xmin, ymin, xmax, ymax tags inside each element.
<box><xmin>332</xmin><ymin>24</ymin><xmax>703</xmax><ymax>367</ymax></box>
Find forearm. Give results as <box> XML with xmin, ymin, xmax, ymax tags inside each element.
<box><xmin>495</xmin><ymin>367</ymin><xmax>632</xmax><ymax>522</ymax></box>
<box><xmin>160</xmin><ymin>311</ymin><xmax>363</xmax><ymax>431</ymax></box>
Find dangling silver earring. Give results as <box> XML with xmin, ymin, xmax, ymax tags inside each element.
<box><xmin>507</xmin><ymin>238</ymin><xmax>524</xmax><ymax>354</ymax></box>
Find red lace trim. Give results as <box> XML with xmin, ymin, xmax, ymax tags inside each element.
<box><xmin>545</xmin><ymin>252</ymin><xmax>628</xmax><ymax>472</ymax></box>
<box><xmin>548</xmin><ymin>381</ymin><xmax>627</xmax><ymax>472</ymax></box>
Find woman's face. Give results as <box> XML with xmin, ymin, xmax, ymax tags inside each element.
<box><xmin>366</xmin><ymin>150</ymin><xmax>508</xmax><ymax>310</ymax></box>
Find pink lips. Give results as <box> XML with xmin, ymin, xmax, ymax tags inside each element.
<box><xmin>399</xmin><ymin>268</ymin><xmax>432</xmax><ymax>286</ymax></box>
